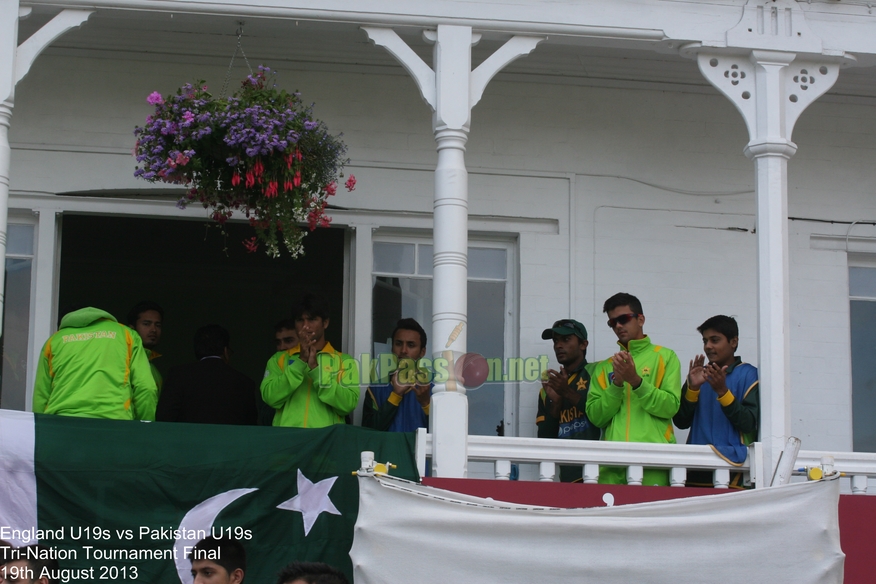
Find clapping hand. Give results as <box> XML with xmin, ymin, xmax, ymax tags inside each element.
<box><xmin>688</xmin><ymin>355</ymin><xmax>706</xmax><ymax>390</ymax></box>
<box><xmin>611</xmin><ymin>351</ymin><xmax>642</xmax><ymax>388</ymax></box>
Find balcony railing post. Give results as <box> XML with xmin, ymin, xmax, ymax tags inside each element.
<box><xmin>669</xmin><ymin>467</ymin><xmax>686</xmax><ymax>487</ymax></box>
<box><xmin>495</xmin><ymin>459</ymin><xmax>512</xmax><ymax>480</ymax></box>
<box><xmin>851</xmin><ymin>475</ymin><xmax>869</xmax><ymax>495</ymax></box>
<box><xmin>583</xmin><ymin>464</ymin><xmax>599</xmax><ymax>484</ymax></box>
<box><xmin>713</xmin><ymin>468</ymin><xmax>731</xmax><ymax>489</ymax></box>
<box><xmin>539</xmin><ymin>461</ymin><xmax>556</xmax><ymax>482</ymax></box>
<box><xmin>627</xmin><ymin>466</ymin><xmax>644</xmax><ymax>486</ymax></box>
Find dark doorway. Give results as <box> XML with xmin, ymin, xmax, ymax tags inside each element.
<box><xmin>58</xmin><ymin>215</ymin><xmax>346</xmax><ymax>385</ymax></box>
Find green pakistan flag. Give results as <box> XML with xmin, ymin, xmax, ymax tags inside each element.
<box><xmin>0</xmin><ymin>411</ymin><xmax>418</xmax><ymax>583</ymax></box>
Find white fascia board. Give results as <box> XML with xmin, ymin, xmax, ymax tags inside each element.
<box><xmin>21</xmin><ymin>0</ymin><xmax>876</xmax><ymax>58</ymax></box>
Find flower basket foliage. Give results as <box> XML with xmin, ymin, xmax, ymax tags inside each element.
<box><xmin>134</xmin><ymin>66</ymin><xmax>355</xmax><ymax>257</ymax></box>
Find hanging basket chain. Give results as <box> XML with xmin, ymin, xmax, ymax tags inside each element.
<box><xmin>220</xmin><ymin>21</ymin><xmax>253</xmax><ymax>98</ymax></box>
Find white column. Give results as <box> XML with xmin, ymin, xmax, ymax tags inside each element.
<box><xmin>349</xmin><ymin>222</ymin><xmax>375</xmax><ymax>425</ymax></box>
<box><xmin>696</xmin><ymin>45</ymin><xmax>841</xmax><ymax>483</ymax></box>
<box><xmin>0</xmin><ymin>5</ymin><xmax>91</xmax><ymax>333</ymax></box>
<box><xmin>0</xmin><ymin>0</ymin><xmax>19</xmax><ymax>334</ymax></box>
<box><xmin>363</xmin><ymin>25</ymin><xmax>542</xmax><ymax>478</ymax></box>
<box><xmin>26</xmin><ymin>207</ymin><xmax>61</xmax><ymax>409</ymax></box>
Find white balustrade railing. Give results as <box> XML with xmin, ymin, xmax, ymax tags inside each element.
<box><xmin>414</xmin><ymin>429</ymin><xmax>876</xmax><ymax>493</ymax></box>
<box><xmin>416</xmin><ymin>429</ymin><xmax>753</xmax><ymax>488</ymax></box>
<box><xmin>794</xmin><ymin>450</ymin><xmax>876</xmax><ymax>494</ymax></box>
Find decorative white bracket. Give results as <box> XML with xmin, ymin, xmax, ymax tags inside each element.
<box><xmin>15</xmin><ymin>9</ymin><xmax>94</xmax><ymax>86</ymax></box>
<box><xmin>2</xmin><ymin>7</ymin><xmax>93</xmax><ymax>104</ymax></box>
<box><xmin>361</xmin><ymin>27</ymin><xmax>437</xmax><ymax>110</ymax></box>
<box><xmin>469</xmin><ymin>35</ymin><xmax>542</xmax><ymax>109</ymax></box>
<box><xmin>697</xmin><ymin>50</ymin><xmax>840</xmax><ymax>145</ymax></box>
<box><xmin>362</xmin><ymin>25</ymin><xmax>543</xmax><ymax>128</ymax></box>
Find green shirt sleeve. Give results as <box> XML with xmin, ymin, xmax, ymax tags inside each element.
<box><xmin>260</xmin><ymin>351</ymin><xmax>308</xmax><ymax>409</ymax></box>
<box><xmin>128</xmin><ymin>331</ymin><xmax>158</xmax><ymax>421</ymax></box>
<box><xmin>632</xmin><ymin>350</ymin><xmax>681</xmax><ymax>419</ymax></box>
<box><xmin>362</xmin><ymin>386</ymin><xmax>400</xmax><ymax>431</ymax></box>
<box><xmin>314</xmin><ymin>352</ymin><xmax>360</xmax><ymax>416</ymax></box>
<box><xmin>585</xmin><ymin>361</ymin><xmax>625</xmax><ymax>428</ymax></box>
<box><xmin>673</xmin><ymin>382</ymin><xmax>698</xmax><ymax>430</ymax></box>
<box><xmin>721</xmin><ymin>379</ymin><xmax>759</xmax><ymax>435</ymax></box>
<box><xmin>33</xmin><ymin>339</ymin><xmax>54</xmax><ymax>414</ymax></box>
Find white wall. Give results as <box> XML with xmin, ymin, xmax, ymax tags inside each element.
<box><xmin>8</xmin><ymin>44</ymin><xmax>876</xmax><ymax>452</ymax></box>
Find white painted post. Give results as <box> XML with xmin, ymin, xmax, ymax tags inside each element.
<box><xmin>669</xmin><ymin>467</ymin><xmax>687</xmax><ymax>487</ymax></box>
<box><xmin>363</xmin><ymin>25</ymin><xmax>542</xmax><ymax>478</ymax></box>
<box><xmin>349</xmin><ymin>223</ymin><xmax>375</xmax><ymax>425</ymax></box>
<box><xmin>494</xmin><ymin>459</ymin><xmax>512</xmax><ymax>480</ymax></box>
<box><xmin>693</xmin><ymin>1</ymin><xmax>844</xmax><ymax>481</ymax></box>
<box><xmin>850</xmin><ymin>475</ymin><xmax>868</xmax><ymax>495</ymax></box>
<box><xmin>713</xmin><ymin>468</ymin><xmax>731</xmax><ymax>489</ymax></box>
<box><xmin>626</xmin><ymin>466</ymin><xmax>644</xmax><ymax>486</ymax></box>
<box><xmin>26</xmin><ymin>208</ymin><xmax>61</xmax><ymax>408</ymax></box>
<box><xmin>583</xmin><ymin>463</ymin><xmax>599</xmax><ymax>484</ymax></box>
<box><xmin>428</xmin><ymin>26</ymin><xmax>474</xmax><ymax>479</ymax></box>
<box><xmin>0</xmin><ymin>1</ymin><xmax>19</xmax><ymax>335</ymax></box>
<box><xmin>0</xmin><ymin>4</ymin><xmax>91</xmax><ymax>334</ymax></box>
<box><xmin>538</xmin><ymin>461</ymin><xmax>556</xmax><ymax>482</ymax></box>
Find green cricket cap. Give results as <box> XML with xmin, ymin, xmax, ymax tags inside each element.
<box><xmin>542</xmin><ymin>319</ymin><xmax>588</xmax><ymax>341</ymax></box>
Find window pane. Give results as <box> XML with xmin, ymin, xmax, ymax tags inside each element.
<box><xmin>466</xmin><ymin>280</ymin><xmax>506</xmax><ymax>436</ymax></box>
<box><xmin>418</xmin><ymin>245</ymin><xmax>433</xmax><ymax>276</ymax></box>
<box><xmin>469</xmin><ymin>248</ymin><xmax>506</xmax><ymax>279</ymax></box>
<box><xmin>850</xmin><ymin>267</ymin><xmax>876</xmax><ymax>298</ymax></box>
<box><xmin>372</xmin><ymin>277</ymin><xmax>433</xmax><ymax>379</ymax></box>
<box><xmin>370</xmin><ymin>276</ymin><xmax>507</xmax><ymax>436</ymax></box>
<box><xmin>7</xmin><ymin>224</ymin><xmax>34</xmax><ymax>256</ymax></box>
<box><xmin>852</xmin><ymin>299</ymin><xmax>876</xmax><ymax>452</ymax></box>
<box><xmin>373</xmin><ymin>242</ymin><xmax>415</xmax><ymax>274</ymax></box>
<box><xmin>0</xmin><ymin>258</ymin><xmax>33</xmax><ymax>411</ymax></box>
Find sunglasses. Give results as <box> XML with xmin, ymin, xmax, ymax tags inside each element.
<box><xmin>607</xmin><ymin>313</ymin><xmax>639</xmax><ymax>328</ymax></box>
<box><xmin>552</xmin><ymin>319</ymin><xmax>577</xmax><ymax>328</ymax></box>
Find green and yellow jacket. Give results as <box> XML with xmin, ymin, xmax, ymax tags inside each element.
<box><xmin>585</xmin><ymin>335</ymin><xmax>681</xmax><ymax>485</ymax></box>
<box><xmin>261</xmin><ymin>342</ymin><xmax>359</xmax><ymax>428</ymax></box>
<box><xmin>33</xmin><ymin>307</ymin><xmax>158</xmax><ymax>421</ymax></box>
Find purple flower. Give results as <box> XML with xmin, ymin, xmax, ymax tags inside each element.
<box><xmin>304</xmin><ymin>121</ymin><xmax>317</xmax><ymax>131</ymax></box>
<box><xmin>147</xmin><ymin>92</ymin><xmax>164</xmax><ymax>105</ymax></box>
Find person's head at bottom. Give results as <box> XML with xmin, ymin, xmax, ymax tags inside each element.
<box><xmin>275</xmin><ymin>561</ymin><xmax>348</xmax><ymax>584</ymax></box>
<box><xmin>190</xmin><ymin>537</ymin><xmax>245</xmax><ymax>584</ymax></box>
<box><xmin>0</xmin><ymin>545</ymin><xmax>58</xmax><ymax>584</ymax></box>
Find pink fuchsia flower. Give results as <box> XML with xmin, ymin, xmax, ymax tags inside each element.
<box><xmin>264</xmin><ymin>181</ymin><xmax>279</xmax><ymax>198</ymax></box>
<box><xmin>147</xmin><ymin>92</ymin><xmax>164</xmax><ymax>105</ymax></box>
<box><xmin>293</xmin><ymin>170</ymin><xmax>302</xmax><ymax>188</ymax></box>
<box><xmin>231</xmin><ymin>172</ymin><xmax>241</xmax><ymax>187</ymax></box>
<box><xmin>174</xmin><ymin>152</ymin><xmax>190</xmax><ymax>166</ymax></box>
<box><xmin>243</xmin><ymin>237</ymin><xmax>259</xmax><ymax>253</ymax></box>
<box><xmin>345</xmin><ymin>175</ymin><xmax>357</xmax><ymax>192</ymax></box>
<box><xmin>325</xmin><ymin>182</ymin><xmax>337</xmax><ymax>196</ymax></box>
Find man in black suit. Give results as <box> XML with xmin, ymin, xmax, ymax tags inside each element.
<box><xmin>156</xmin><ymin>325</ymin><xmax>258</xmax><ymax>425</ymax></box>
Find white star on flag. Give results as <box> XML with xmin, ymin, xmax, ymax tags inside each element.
<box><xmin>277</xmin><ymin>469</ymin><xmax>341</xmax><ymax>536</ymax></box>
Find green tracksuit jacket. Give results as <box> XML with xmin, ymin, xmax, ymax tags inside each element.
<box><xmin>33</xmin><ymin>307</ymin><xmax>158</xmax><ymax>420</ymax></box>
<box><xmin>260</xmin><ymin>342</ymin><xmax>360</xmax><ymax>428</ymax></box>
<box><xmin>585</xmin><ymin>335</ymin><xmax>681</xmax><ymax>486</ymax></box>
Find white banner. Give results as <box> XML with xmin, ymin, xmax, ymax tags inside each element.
<box><xmin>351</xmin><ymin>474</ymin><xmax>844</xmax><ymax>584</ymax></box>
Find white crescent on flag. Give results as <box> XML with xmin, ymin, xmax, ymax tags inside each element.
<box><xmin>173</xmin><ymin>488</ymin><xmax>258</xmax><ymax>584</ymax></box>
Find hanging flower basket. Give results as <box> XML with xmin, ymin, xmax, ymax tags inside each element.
<box><xmin>133</xmin><ymin>66</ymin><xmax>355</xmax><ymax>257</ymax></box>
